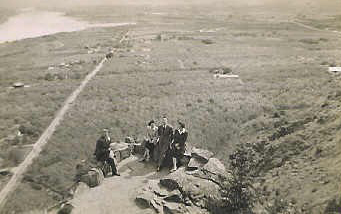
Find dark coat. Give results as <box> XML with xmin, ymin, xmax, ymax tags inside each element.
<box><xmin>94</xmin><ymin>135</ymin><xmax>111</xmax><ymax>162</ymax></box>
<box><xmin>157</xmin><ymin>124</ymin><xmax>173</xmax><ymax>155</ymax></box>
<box><xmin>172</xmin><ymin>129</ymin><xmax>188</xmax><ymax>158</ymax></box>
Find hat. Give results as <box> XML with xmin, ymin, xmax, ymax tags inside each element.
<box><xmin>148</xmin><ymin>120</ymin><xmax>155</xmax><ymax>126</ymax></box>
<box><xmin>178</xmin><ymin>121</ymin><xmax>185</xmax><ymax>128</ymax></box>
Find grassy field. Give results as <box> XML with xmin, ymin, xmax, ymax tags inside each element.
<box><xmin>1</xmin><ymin>1</ymin><xmax>341</xmax><ymax>213</ymax></box>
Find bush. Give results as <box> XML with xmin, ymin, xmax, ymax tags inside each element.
<box><xmin>265</xmin><ymin>197</ymin><xmax>289</xmax><ymax>214</ymax></box>
<box><xmin>215</xmin><ymin>144</ymin><xmax>257</xmax><ymax>213</ymax></box>
<box><xmin>202</xmin><ymin>39</ymin><xmax>214</xmax><ymax>44</ymax></box>
<box><xmin>299</xmin><ymin>38</ymin><xmax>319</xmax><ymax>44</ymax></box>
<box><xmin>44</xmin><ymin>73</ymin><xmax>55</xmax><ymax>81</ymax></box>
<box><xmin>325</xmin><ymin>197</ymin><xmax>341</xmax><ymax>213</ymax></box>
<box><xmin>19</xmin><ymin>124</ymin><xmax>39</xmax><ymax>137</ymax></box>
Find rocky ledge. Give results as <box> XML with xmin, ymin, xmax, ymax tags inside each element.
<box><xmin>135</xmin><ymin>147</ymin><xmax>231</xmax><ymax>214</ymax></box>
<box><xmin>55</xmin><ymin>139</ymin><xmax>230</xmax><ymax>214</ymax></box>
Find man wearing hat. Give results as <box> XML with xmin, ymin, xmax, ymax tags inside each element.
<box><xmin>94</xmin><ymin>129</ymin><xmax>120</xmax><ymax>176</ymax></box>
<box><xmin>170</xmin><ymin>121</ymin><xmax>188</xmax><ymax>172</ymax></box>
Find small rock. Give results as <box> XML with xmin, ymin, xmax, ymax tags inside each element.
<box><xmin>135</xmin><ymin>191</ymin><xmax>154</xmax><ymax>208</ymax></box>
<box><xmin>80</xmin><ymin>168</ymin><xmax>104</xmax><ymax>188</ymax></box>
<box><xmin>202</xmin><ymin>158</ymin><xmax>226</xmax><ymax>176</ymax></box>
<box><xmin>57</xmin><ymin>203</ymin><xmax>74</xmax><ymax>214</ymax></box>
<box><xmin>12</xmin><ymin>82</ymin><xmax>25</xmax><ymax>88</ymax></box>
<box><xmin>187</xmin><ymin>157</ymin><xmax>205</xmax><ymax>170</ymax></box>
<box><xmin>163</xmin><ymin>202</ymin><xmax>188</xmax><ymax>214</ymax></box>
<box><xmin>73</xmin><ymin>182</ymin><xmax>90</xmax><ymax>197</ymax></box>
<box><xmin>164</xmin><ymin>189</ymin><xmax>183</xmax><ymax>203</ymax></box>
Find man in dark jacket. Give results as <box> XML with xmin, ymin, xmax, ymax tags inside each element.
<box><xmin>156</xmin><ymin>116</ymin><xmax>173</xmax><ymax>171</ymax></box>
<box><xmin>170</xmin><ymin>121</ymin><xmax>188</xmax><ymax>172</ymax></box>
<box><xmin>94</xmin><ymin>129</ymin><xmax>120</xmax><ymax>176</ymax></box>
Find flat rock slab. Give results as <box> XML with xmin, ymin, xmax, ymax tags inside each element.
<box><xmin>191</xmin><ymin>147</ymin><xmax>214</xmax><ymax>163</ymax></box>
<box><xmin>72</xmin><ymin>156</ymin><xmax>166</xmax><ymax>214</ymax></box>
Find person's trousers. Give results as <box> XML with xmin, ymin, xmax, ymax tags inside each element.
<box><xmin>107</xmin><ymin>157</ymin><xmax>118</xmax><ymax>175</ymax></box>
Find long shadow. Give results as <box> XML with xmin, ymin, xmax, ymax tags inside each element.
<box><xmin>118</xmin><ymin>156</ymin><xmax>171</xmax><ymax>180</ymax></box>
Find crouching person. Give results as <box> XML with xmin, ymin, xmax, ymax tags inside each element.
<box><xmin>170</xmin><ymin>121</ymin><xmax>188</xmax><ymax>172</ymax></box>
<box><xmin>94</xmin><ymin>129</ymin><xmax>120</xmax><ymax>176</ymax></box>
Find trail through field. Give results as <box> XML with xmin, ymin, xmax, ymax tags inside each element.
<box><xmin>291</xmin><ymin>21</ymin><xmax>341</xmax><ymax>35</ymax></box>
<box><xmin>71</xmin><ymin>156</ymin><xmax>166</xmax><ymax>214</ymax></box>
<box><xmin>0</xmin><ymin>57</ymin><xmax>108</xmax><ymax>208</ymax></box>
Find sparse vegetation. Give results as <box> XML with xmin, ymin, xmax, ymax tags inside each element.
<box><xmin>201</xmin><ymin>39</ymin><xmax>214</xmax><ymax>44</ymax></box>
<box><xmin>1</xmin><ymin>1</ymin><xmax>341</xmax><ymax>213</ymax></box>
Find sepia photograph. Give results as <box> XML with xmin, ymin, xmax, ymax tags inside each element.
<box><xmin>0</xmin><ymin>0</ymin><xmax>340</xmax><ymax>213</ymax></box>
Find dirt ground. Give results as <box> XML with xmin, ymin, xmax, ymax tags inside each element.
<box><xmin>1</xmin><ymin>0</ymin><xmax>341</xmax><ymax>213</ymax></box>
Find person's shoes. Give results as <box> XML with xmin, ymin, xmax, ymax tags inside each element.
<box><xmin>113</xmin><ymin>172</ymin><xmax>120</xmax><ymax>176</ymax></box>
<box><xmin>156</xmin><ymin>167</ymin><xmax>161</xmax><ymax>172</ymax></box>
<box><xmin>170</xmin><ymin>168</ymin><xmax>177</xmax><ymax>173</ymax></box>
<box><xmin>138</xmin><ymin>158</ymin><xmax>145</xmax><ymax>162</ymax></box>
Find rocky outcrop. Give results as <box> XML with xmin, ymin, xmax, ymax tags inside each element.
<box><xmin>135</xmin><ymin>148</ymin><xmax>229</xmax><ymax>214</ymax></box>
<box><xmin>110</xmin><ymin>142</ymin><xmax>132</xmax><ymax>162</ymax></box>
<box><xmin>75</xmin><ymin>141</ymin><xmax>133</xmax><ymax>188</ymax></box>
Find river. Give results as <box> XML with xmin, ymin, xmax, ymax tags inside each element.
<box><xmin>0</xmin><ymin>8</ymin><xmax>135</xmax><ymax>43</ymax></box>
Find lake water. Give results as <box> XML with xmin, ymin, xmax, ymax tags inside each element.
<box><xmin>0</xmin><ymin>8</ymin><xmax>135</xmax><ymax>43</ymax></box>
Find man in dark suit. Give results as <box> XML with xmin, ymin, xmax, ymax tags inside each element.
<box><xmin>156</xmin><ymin>116</ymin><xmax>173</xmax><ymax>171</ymax></box>
<box><xmin>94</xmin><ymin>129</ymin><xmax>120</xmax><ymax>176</ymax></box>
<box><xmin>170</xmin><ymin>121</ymin><xmax>188</xmax><ymax>172</ymax></box>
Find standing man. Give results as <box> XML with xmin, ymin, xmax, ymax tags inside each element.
<box><xmin>94</xmin><ymin>129</ymin><xmax>120</xmax><ymax>176</ymax></box>
<box><xmin>170</xmin><ymin>121</ymin><xmax>188</xmax><ymax>172</ymax></box>
<box><xmin>157</xmin><ymin>116</ymin><xmax>173</xmax><ymax>171</ymax></box>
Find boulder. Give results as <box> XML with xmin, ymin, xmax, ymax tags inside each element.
<box><xmin>80</xmin><ymin>168</ymin><xmax>104</xmax><ymax>188</ymax></box>
<box><xmin>202</xmin><ymin>158</ymin><xmax>229</xmax><ymax>183</ymax></box>
<box><xmin>110</xmin><ymin>142</ymin><xmax>131</xmax><ymax>161</ymax></box>
<box><xmin>191</xmin><ymin>148</ymin><xmax>214</xmax><ymax>163</ymax></box>
<box><xmin>160</xmin><ymin>168</ymin><xmax>222</xmax><ymax>208</ymax></box>
<box><xmin>133</xmin><ymin>143</ymin><xmax>145</xmax><ymax>155</ymax></box>
<box><xmin>57</xmin><ymin>203</ymin><xmax>74</xmax><ymax>214</ymax></box>
<box><xmin>120</xmin><ymin>146</ymin><xmax>131</xmax><ymax>159</ymax></box>
<box><xmin>187</xmin><ymin>157</ymin><xmax>205</xmax><ymax>170</ymax></box>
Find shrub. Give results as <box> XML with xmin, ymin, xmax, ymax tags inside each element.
<box><xmin>299</xmin><ymin>38</ymin><xmax>319</xmax><ymax>44</ymax></box>
<box><xmin>265</xmin><ymin>197</ymin><xmax>289</xmax><ymax>214</ymax></box>
<box><xmin>202</xmin><ymin>39</ymin><xmax>214</xmax><ymax>44</ymax></box>
<box><xmin>325</xmin><ymin>197</ymin><xmax>341</xmax><ymax>213</ymax></box>
<box><xmin>44</xmin><ymin>73</ymin><xmax>55</xmax><ymax>81</ymax></box>
<box><xmin>19</xmin><ymin>124</ymin><xmax>39</xmax><ymax>137</ymax></box>
<box><xmin>215</xmin><ymin>144</ymin><xmax>257</xmax><ymax>213</ymax></box>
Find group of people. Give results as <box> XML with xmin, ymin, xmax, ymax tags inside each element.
<box><xmin>93</xmin><ymin>116</ymin><xmax>188</xmax><ymax>176</ymax></box>
<box><xmin>141</xmin><ymin>116</ymin><xmax>188</xmax><ymax>172</ymax></box>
